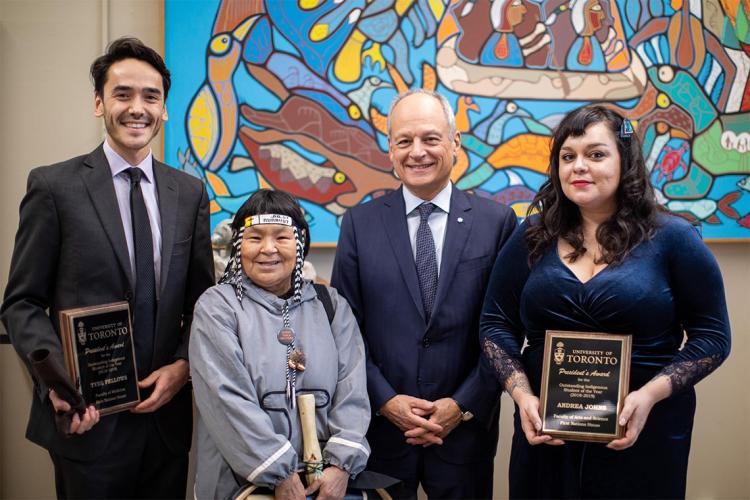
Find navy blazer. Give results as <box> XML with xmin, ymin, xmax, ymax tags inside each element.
<box><xmin>1</xmin><ymin>145</ymin><xmax>214</xmax><ymax>461</ymax></box>
<box><xmin>332</xmin><ymin>186</ymin><xmax>516</xmax><ymax>463</ymax></box>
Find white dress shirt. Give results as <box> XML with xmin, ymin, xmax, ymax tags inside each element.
<box><xmin>104</xmin><ymin>139</ymin><xmax>162</xmax><ymax>293</ymax></box>
<box><xmin>403</xmin><ymin>182</ymin><xmax>452</xmax><ymax>276</ymax></box>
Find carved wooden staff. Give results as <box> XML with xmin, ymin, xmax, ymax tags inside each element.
<box><xmin>297</xmin><ymin>393</ymin><xmax>324</xmax><ymax>486</ymax></box>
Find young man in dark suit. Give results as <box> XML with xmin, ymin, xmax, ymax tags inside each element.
<box><xmin>331</xmin><ymin>90</ymin><xmax>517</xmax><ymax>498</ymax></box>
<box><xmin>1</xmin><ymin>37</ymin><xmax>214</xmax><ymax>498</ymax></box>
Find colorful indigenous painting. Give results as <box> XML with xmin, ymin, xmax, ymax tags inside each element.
<box><xmin>164</xmin><ymin>0</ymin><xmax>750</xmax><ymax>242</ymax></box>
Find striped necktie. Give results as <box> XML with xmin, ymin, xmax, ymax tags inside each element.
<box><xmin>415</xmin><ymin>203</ymin><xmax>438</xmax><ymax>322</ymax></box>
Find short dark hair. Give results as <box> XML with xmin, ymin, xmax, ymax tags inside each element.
<box><xmin>525</xmin><ymin>105</ymin><xmax>661</xmax><ymax>266</ymax></box>
<box><xmin>232</xmin><ymin>189</ymin><xmax>311</xmax><ymax>257</ymax></box>
<box><xmin>90</xmin><ymin>37</ymin><xmax>171</xmax><ymax>99</ymax></box>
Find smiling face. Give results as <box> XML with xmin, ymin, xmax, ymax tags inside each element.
<box><xmin>388</xmin><ymin>93</ymin><xmax>460</xmax><ymax>200</ymax></box>
<box><xmin>558</xmin><ymin>122</ymin><xmax>621</xmax><ymax>217</ymax></box>
<box><xmin>240</xmin><ymin>224</ymin><xmax>297</xmax><ymax>297</ymax></box>
<box><xmin>94</xmin><ymin>58</ymin><xmax>168</xmax><ymax>165</ymax></box>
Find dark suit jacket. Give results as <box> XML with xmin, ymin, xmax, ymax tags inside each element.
<box><xmin>331</xmin><ymin>186</ymin><xmax>516</xmax><ymax>464</ymax></box>
<box><xmin>1</xmin><ymin>145</ymin><xmax>214</xmax><ymax>461</ymax></box>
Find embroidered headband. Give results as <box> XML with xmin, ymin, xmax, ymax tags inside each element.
<box><xmin>244</xmin><ymin>214</ymin><xmax>294</xmax><ymax>227</ymax></box>
<box><xmin>221</xmin><ymin>212</ymin><xmax>306</xmax><ymax>306</ymax></box>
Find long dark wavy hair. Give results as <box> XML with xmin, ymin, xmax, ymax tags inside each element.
<box><xmin>525</xmin><ymin>105</ymin><xmax>661</xmax><ymax>266</ymax></box>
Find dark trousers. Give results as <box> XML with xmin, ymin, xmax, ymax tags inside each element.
<box><xmin>49</xmin><ymin>412</ymin><xmax>188</xmax><ymax>499</ymax></box>
<box><xmin>368</xmin><ymin>448</ymin><xmax>494</xmax><ymax>500</ymax></box>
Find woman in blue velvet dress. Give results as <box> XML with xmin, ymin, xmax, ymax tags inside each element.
<box><xmin>480</xmin><ymin>105</ymin><xmax>730</xmax><ymax>499</ymax></box>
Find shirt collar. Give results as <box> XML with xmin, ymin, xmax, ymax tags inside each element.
<box><xmin>403</xmin><ymin>182</ymin><xmax>452</xmax><ymax>215</ymax></box>
<box><xmin>103</xmin><ymin>138</ymin><xmax>154</xmax><ymax>183</ymax></box>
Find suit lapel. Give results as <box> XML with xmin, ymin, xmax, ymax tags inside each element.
<box><xmin>381</xmin><ymin>188</ymin><xmax>425</xmax><ymax>322</ymax></box>
<box><xmin>431</xmin><ymin>188</ymin><xmax>472</xmax><ymax>324</ymax></box>
<box><xmin>81</xmin><ymin>146</ymin><xmax>133</xmax><ymax>288</ymax></box>
<box><xmin>153</xmin><ymin>161</ymin><xmax>178</xmax><ymax>295</ymax></box>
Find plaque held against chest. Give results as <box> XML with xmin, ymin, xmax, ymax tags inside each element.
<box><xmin>539</xmin><ymin>330</ymin><xmax>632</xmax><ymax>442</ymax></box>
<box><xmin>59</xmin><ymin>301</ymin><xmax>140</xmax><ymax>415</ymax></box>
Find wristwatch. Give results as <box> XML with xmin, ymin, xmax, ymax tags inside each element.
<box><xmin>452</xmin><ymin>399</ymin><xmax>474</xmax><ymax>422</ymax></box>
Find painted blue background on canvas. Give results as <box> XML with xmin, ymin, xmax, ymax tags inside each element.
<box><xmin>164</xmin><ymin>0</ymin><xmax>750</xmax><ymax>242</ymax></box>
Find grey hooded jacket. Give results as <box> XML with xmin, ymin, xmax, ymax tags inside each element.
<box><xmin>190</xmin><ymin>277</ymin><xmax>370</xmax><ymax>498</ymax></box>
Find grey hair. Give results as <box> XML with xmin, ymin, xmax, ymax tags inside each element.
<box><xmin>387</xmin><ymin>89</ymin><xmax>457</xmax><ymax>137</ymax></box>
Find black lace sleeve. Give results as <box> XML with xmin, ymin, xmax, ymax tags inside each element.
<box><xmin>661</xmin><ymin>217</ymin><xmax>731</xmax><ymax>394</ymax></box>
<box><xmin>479</xmin><ymin>223</ymin><xmax>535</xmax><ymax>396</ymax></box>
<box><xmin>655</xmin><ymin>353</ymin><xmax>725</xmax><ymax>394</ymax></box>
<box><xmin>482</xmin><ymin>338</ymin><xmax>534</xmax><ymax>396</ymax></box>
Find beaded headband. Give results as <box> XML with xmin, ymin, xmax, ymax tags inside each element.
<box><xmin>220</xmin><ymin>213</ymin><xmax>306</xmax><ymax>306</ymax></box>
<box><xmin>245</xmin><ymin>214</ymin><xmax>294</xmax><ymax>227</ymax></box>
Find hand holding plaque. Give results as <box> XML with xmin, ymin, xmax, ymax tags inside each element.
<box><xmin>58</xmin><ymin>302</ymin><xmax>140</xmax><ymax>416</ymax></box>
<box><xmin>538</xmin><ymin>330</ymin><xmax>632</xmax><ymax>442</ymax></box>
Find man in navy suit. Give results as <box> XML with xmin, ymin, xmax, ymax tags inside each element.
<box><xmin>331</xmin><ymin>90</ymin><xmax>517</xmax><ymax>498</ymax></box>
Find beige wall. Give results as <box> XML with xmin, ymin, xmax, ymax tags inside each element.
<box><xmin>1</xmin><ymin>1</ymin><xmax>748</xmax><ymax>498</ymax></box>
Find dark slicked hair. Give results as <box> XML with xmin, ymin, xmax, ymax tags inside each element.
<box><xmin>525</xmin><ymin>105</ymin><xmax>661</xmax><ymax>266</ymax></box>
<box><xmin>90</xmin><ymin>37</ymin><xmax>171</xmax><ymax>99</ymax></box>
<box><xmin>232</xmin><ymin>189</ymin><xmax>311</xmax><ymax>257</ymax></box>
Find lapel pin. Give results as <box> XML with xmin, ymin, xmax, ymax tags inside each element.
<box><xmin>457</xmin><ymin>217</ymin><xmax>464</xmax><ymax>223</ymax></box>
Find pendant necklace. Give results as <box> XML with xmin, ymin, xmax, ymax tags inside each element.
<box><xmin>280</xmin><ymin>300</ymin><xmax>305</xmax><ymax>408</ymax></box>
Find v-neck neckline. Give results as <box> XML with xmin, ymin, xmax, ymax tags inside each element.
<box><xmin>555</xmin><ymin>245</ymin><xmax>610</xmax><ymax>285</ymax></box>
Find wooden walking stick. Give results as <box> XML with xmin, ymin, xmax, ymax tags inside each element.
<box><xmin>297</xmin><ymin>393</ymin><xmax>324</xmax><ymax>487</ymax></box>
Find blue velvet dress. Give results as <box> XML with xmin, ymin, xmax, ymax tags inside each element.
<box><xmin>480</xmin><ymin>214</ymin><xmax>730</xmax><ymax>499</ymax></box>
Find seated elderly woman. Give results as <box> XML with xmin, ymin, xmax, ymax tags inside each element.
<box><xmin>190</xmin><ymin>189</ymin><xmax>370</xmax><ymax>499</ymax></box>
<box><xmin>480</xmin><ymin>105</ymin><xmax>730</xmax><ymax>499</ymax></box>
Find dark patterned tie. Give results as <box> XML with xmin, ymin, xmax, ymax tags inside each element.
<box><xmin>416</xmin><ymin>203</ymin><xmax>438</xmax><ymax>322</ymax></box>
<box><xmin>126</xmin><ymin>167</ymin><xmax>155</xmax><ymax>377</ymax></box>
